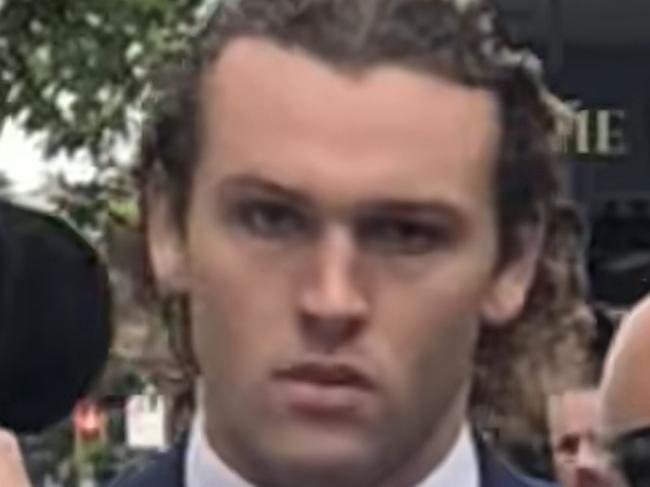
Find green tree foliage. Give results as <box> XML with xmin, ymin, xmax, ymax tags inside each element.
<box><xmin>0</xmin><ymin>0</ymin><xmax>210</xmax><ymax>231</ymax></box>
<box><xmin>0</xmin><ymin>6</ymin><xmax>209</xmax><ymax>479</ymax></box>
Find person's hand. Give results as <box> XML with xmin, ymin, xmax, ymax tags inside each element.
<box><xmin>0</xmin><ymin>429</ymin><xmax>31</xmax><ymax>487</ymax></box>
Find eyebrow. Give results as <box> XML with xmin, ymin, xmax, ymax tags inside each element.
<box><xmin>217</xmin><ymin>175</ymin><xmax>313</xmax><ymax>207</ymax></box>
<box><xmin>217</xmin><ymin>174</ymin><xmax>466</xmax><ymax>225</ymax></box>
<box><xmin>356</xmin><ymin>200</ymin><xmax>464</xmax><ymax>223</ymax></box>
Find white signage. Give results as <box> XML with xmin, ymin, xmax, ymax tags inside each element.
<box><xmin>125</xmin><ymin>391</ymin><xmax>167</xmax><ymax>450</ymax></box>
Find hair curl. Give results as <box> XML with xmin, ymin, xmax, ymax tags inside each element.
<box><xmin>139</xmin><ymin>0</ymin><xmax>592</xmax><ymax>436</ymax></box>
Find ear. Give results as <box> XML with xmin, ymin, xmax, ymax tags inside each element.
<box><xmin>480</xmin><ymin>223</ymin><xmax>545</xmax><ymax>327</ymax></box>
<box><xmin>146</xmin><ymin>182</ymin><xmax>190</xmax><ymax>295</ymax></box>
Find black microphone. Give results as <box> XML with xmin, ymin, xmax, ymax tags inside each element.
<box><xmin>0</xmin><ymin>201</ymin><xmax>112</xmax><ymax>433</ymax></box>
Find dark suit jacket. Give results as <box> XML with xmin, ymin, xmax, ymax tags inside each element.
<box><xmin>108</xmin><ymin>438</ymin><xmax>557</xmax><ymax>487</ymax></box>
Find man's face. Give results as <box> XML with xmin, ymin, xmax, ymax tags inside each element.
<box><xmin>548</xmin><ymin>390</ymin><xmax>621</xmax><ymax>487</ymax></box>
<box><xmin>150</xmin><ymin>38</ymin><xmax>540</xmax><ymax>485</ymax></box>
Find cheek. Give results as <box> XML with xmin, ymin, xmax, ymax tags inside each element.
<box><xmin>186</xmin><ymin>232</ymin><xmax>297</xmax><ymax>385</ymax></box>
<box><xmin>371</xmin><ymin>260</ymin><xmax>491</xmax><ymax>396</ymax></box>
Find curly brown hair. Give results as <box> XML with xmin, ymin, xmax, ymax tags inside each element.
<box><xmin>139</xmin><ymin>0</ymin><xmax>592</xmax><ymax>434</ymax></box>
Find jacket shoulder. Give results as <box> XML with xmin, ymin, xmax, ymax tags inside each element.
<box><xmin>106</xmin><ymin>444</ymin><xmax>184</xmax><ymax>487</ymax></box>
<box><xmin>480</xmin><ymin>443</ymin><xmax>558</xmax><ymax>487</ymax></box>
<box><xmin>507</xmin><ymin>470</ymin><xmax>558</xmax><ymax>487</ymax></box>
<box><xmin>515</xmin><ymin>476</ymin><xmax>558</xmax><ymax>487</ymax></box>
<box><xmin>485</xmin><ymin>462</ymin><xmax>558</xmax><ymax>487</ymax></box>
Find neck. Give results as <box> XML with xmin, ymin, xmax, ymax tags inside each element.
<box><xmin>203</xmin><ymin>384</ymin><xmax>471</xmax><ymax>487</ymax></box>
<box><xmin>378</xmin><ymin>384</ymin><xmax>469</xmax><ymax>487</ymax></box>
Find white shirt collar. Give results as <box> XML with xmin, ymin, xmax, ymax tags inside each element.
<box><xmin>185</xmin><ymin>412</ymin><xmax>479</xmax><ymax>487</ymax></box>
<box><xmin>414</xmin><ymin>424</ymin><xmax>479</xmax><ymax>487</ymax></box>
<box><xmin>185</xmin><ymin>411</ymin><xmax>254</xmax><ymax>487</ymax></box>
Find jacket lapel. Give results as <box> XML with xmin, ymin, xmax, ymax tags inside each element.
<box><xmin>477</xmin><ymin>437</ymin><xmax>557</xmax><ymax>487</ymax></box>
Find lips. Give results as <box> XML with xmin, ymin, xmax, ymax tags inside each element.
<box><xmin>274</xmin><ymin>361</ymin><xmax>375</xmax><ymax>390</ymax></box>
<box><xmin>272</xmin><ymin>360</ymin><xmax>377</xmax><ymax>414</ymax></box>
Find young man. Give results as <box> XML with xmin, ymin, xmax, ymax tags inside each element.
<box><xmin>113</xmin><ymin>1</ymin><xmax>587</xmax><ymax>485</ymax></box>
<box><xmin>600</xmin><ymin>296</ymin><xmax>650</xmax><ymax>487</ymax></box>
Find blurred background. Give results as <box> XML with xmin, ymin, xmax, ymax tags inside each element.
<box><xmin>0</xmin><ymin>1</ymin><xmax>648</xmax><ymax>485</ymax></box>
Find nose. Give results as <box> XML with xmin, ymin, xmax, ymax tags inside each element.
<box><xmin>575</xmin><ymin>443</ymin><xmax>615</xmax><ymax>487</ymax></box>
<box><xmin>299</xmin><ymin>225</ymin><xmax>369</xmax><ymax>349</ymax></box>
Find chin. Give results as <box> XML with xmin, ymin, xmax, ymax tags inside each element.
<box><xmin>254</xmin><ymin>426</ymin><xmax>387</xmax><ymax>487</ymax></box>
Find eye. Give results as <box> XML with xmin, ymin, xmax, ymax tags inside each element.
<box><xmin>233</xmin><ymin>200</ymin><xmax>309</xmax><ymax>240</ymax></box>
<box><xmin>358</xmin><ymin>217</ymin><xmax>447</xmax><ymax>255</ymax></box>
<box><xmin>557</xmin><ymin>435</ymin><xmax>580</xmax><ymax>457</ymax></box>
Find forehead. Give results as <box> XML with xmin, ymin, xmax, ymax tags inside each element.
<box><xmin>198</xmin><ymin>37</ymin><xmax>500</xmax><ymax>208</ymax></box>
<box><xmin>548</xmin><ymin>391</ymin><xmax>599</xmax><ymax>435</ymax></box>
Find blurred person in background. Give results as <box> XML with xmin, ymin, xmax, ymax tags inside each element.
<box><xmin>0</xmin><ymin>429</ymin><xmax>30</xmax><ymax>487</ymax></box>
<box><xmin>600</xmin><ymin>295</ymin><xmax>650</xmax><ymax>487</ymax></box>
<box><xmin>546</xmin><ymin>307</ymin><xmax>621</xmax><ymax>487</ymax></box>
<box><xmin>111</xmin><ymin>0</ymin><xmax>591</xmax><ymax>486</ymax></box>
<box><xmin>0</xmin><ymin>201</ymin><xmax>112</xmax><ymax>486</ymax></box>
<box><xmin>548</xmin><ymin>389</ymin><xmax>620</xmax><ymax>487</ymax></box>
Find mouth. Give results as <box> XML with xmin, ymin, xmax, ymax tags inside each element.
<box><xmin>272</xmin><ymin>361</ymin><xmax>377</xmax><ymax>415</ymax></box>
<box><xmin>276</xmin><ymin>361</ymin><xmax>375</xmax><ymax>389</ymax></box>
